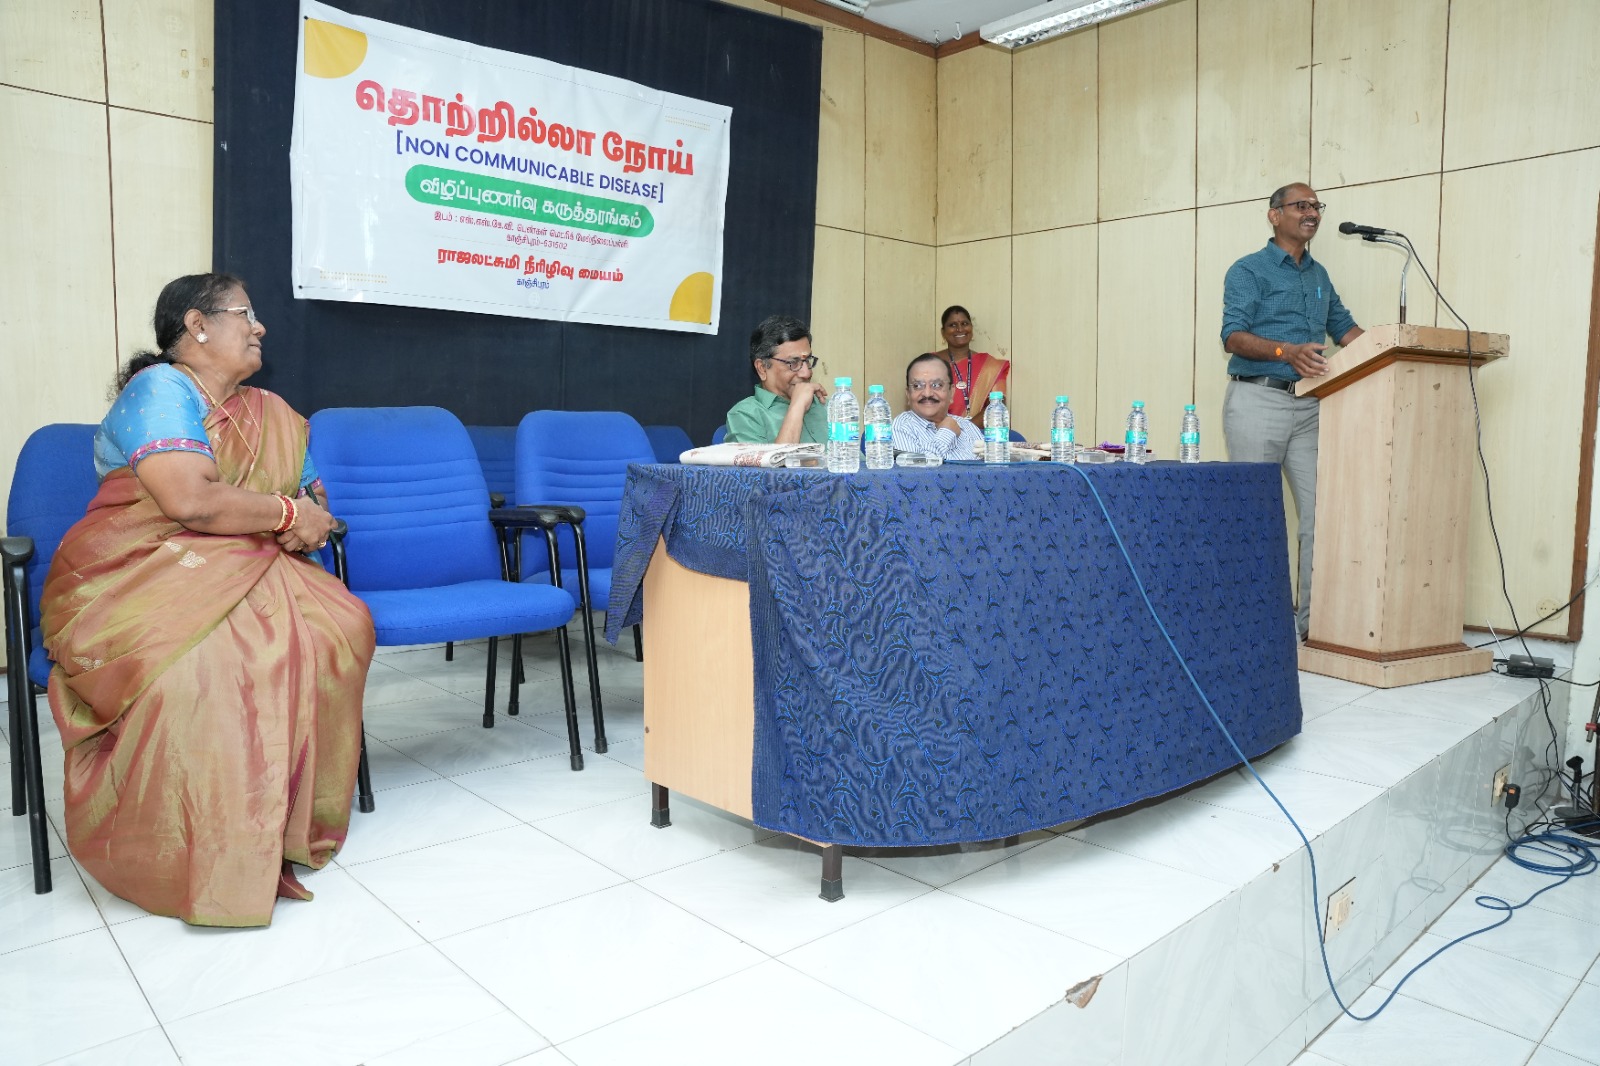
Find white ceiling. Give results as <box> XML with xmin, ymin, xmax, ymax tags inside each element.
<box><xmin>842</xmin><ymin>0</ymin><xmax>1051</xmax><ymax>45</ymax></box>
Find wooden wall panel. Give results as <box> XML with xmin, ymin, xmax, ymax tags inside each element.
<box><xmin>864</xmin><ymin>237</ymin><xmax>935</xmax><ymax>404</ymax></box>
<box><xmin>1439</xmin><ymin>150</ymin><xmax>1600</xmax><ymax>634</ymax></box>
<box><xmin>1</xmin><ymin>0</ymin><xmax>106</xmax><ymax>101</ymax></box>
<box><xmin>1311</xmin><ymin>0</ymin><xmax>1446</xmax><ymax>190</ymax></box>
<box><xmin>103</xmin><ymin>0</ymin><xmax>213</xmax><ymax>122</ymax></box>
<box><xmin>934</xmin><ymin>238</ymin><xmax>1013</xmax><ymax>407</ymax></box>
<box><xmin>810</xmin><ymin>226</ymin><xmax>865</xmax><ymax>391</ymax></box>
<box><xmin>109</xmin><ymin>109</ymin><xmax>214</xmax><ymax>365</ymax></box>
<box><xmin>1012</xmin><ymin>29</ymin><xmax>1097</xmax><ymax>233</ymax></box>
<box><xmin>1097</xmin><ymin>210</ymin><xmax>1195</xmax><ymax>459</ymax></box>
<box><xmin>721</xmin><ymin>0</ymin><xmax>780</xmax><ymax>14</ymax></box>
<box><xmin>1444</xmin><ymin>0</ymin><xmax>1600</xmax><ymax>172</ymax></box>
<box><xmin>1012</xmin><ymin>225</ymin><xmax>1097</xmax><ymax>443</ymax></box>
<box><xmin>1098</xmin><ymin>0</ymin><xmax>1196</xmax><ymax>220</ymax></box>
<box><xmin>0</xmin><ymin>88</ymin><xmax>118</xmax><ymax>518</ymax></box>
<box><xmin>935</xmin><ymin>44</ymin><xmax>1012</xmax><ymax>245</ymax></box>
<box><xmin>865</xmin><ymin>39</ymin><xmax>935</xmax><ymax>244</ymax></box>
<box><xmin>1312</xmin><ymin>175</ymin><xmax>1440</xmax><ymax>336</ymax></box>
<box><xmin>814</xmin><ymin>26</ymin><xmax>865</xmax><ymax>233</ymax></box>
<box><xmin>1195</xmin><ymin>0</ymin><xmax>1310</xmax><ymax>208</ymax></box>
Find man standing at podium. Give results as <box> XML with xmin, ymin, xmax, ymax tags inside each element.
<box><xmin>1221</xmin><ymin>183</ymin><xmax>1363</xmax><ymax>639</ymax></box>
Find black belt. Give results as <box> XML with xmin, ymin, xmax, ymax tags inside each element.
<box><xmin>1231</xmin><ymin>374</ymin><xmax>1296</xmax><ymax>392</ymax></box>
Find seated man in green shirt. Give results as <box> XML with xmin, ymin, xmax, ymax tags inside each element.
<box><xmin>724</xmin><ymin>314</ymin><xmax>828</xmax><ymax>444</ymax></box>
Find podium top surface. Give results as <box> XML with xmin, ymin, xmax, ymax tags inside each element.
<box><xmin>1295</xmin><ymin>324</ymin><xmax>1508</xmax><ymax>398</ymax></box>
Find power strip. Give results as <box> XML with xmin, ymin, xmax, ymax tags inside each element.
<box><xmin>1505</xmin><ymin>654</ymin><xmax>1555</xmax><ymax>679</ymax></box>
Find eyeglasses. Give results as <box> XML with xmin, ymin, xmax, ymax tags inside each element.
<box><xmin>1274</xmin><ymin>200</ymin><xmax>1326</xmax><ymax>213</ymax></box>
<box><xmin>908</xmin><ymin>379</ymin><xmax>950</xmax><ymax>393</ymax></box>
<box><xmin>767</xmin><ymin>355</ymin><xmax>817</xmax><ymax>371</ymax></box>
<box><xmin>207</xmin><ymin>305</ymin><xmax>259</xmax><ymax>326</ymax></box>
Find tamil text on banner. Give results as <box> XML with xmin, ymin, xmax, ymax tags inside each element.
<box><xmin>290</xmin><ymin>0</ymin><xmax>732</xmax><ymax>332</ymax></box>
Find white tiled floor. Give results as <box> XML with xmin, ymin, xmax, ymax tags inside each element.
<box><xmin>2</xmin><ymin>630</ymin><xmax>1597</xmax><ymax>1065</ymax></box>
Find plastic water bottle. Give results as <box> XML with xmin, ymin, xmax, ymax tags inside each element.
<box><xmin>983</xmin><ymin>391</ymin><xmax>1010</xmax><ymax>464</ymax></box>
<box><xmin>1050</xmin><ymin>396</ymin><xmax>1076</xmax><ymax>463</ymax></box>
<box><xmin>1125</xmin><ymin>400</ymin><xmax>1149</xmax><ymax>465</ymax></box>
<box><xmin>1179</xmin><ymin>404</ymin><xmax>1201</xmax><ymax>463</ymax></box>
<box><xmin>864</xmin><ymin>385</ymin><xmax>894</xmax><ymax>470</ymax></box>
<box><xmin>827</xmin><ymin>377</ymin><xmax>861</xmax><ymax>474</ymax></box>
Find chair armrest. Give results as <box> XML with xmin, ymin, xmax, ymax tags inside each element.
<box><xmin>514</xmin><ymin>503</ymin><xmax>586</xmax><ymax>526</ymax></box>
<box><xmin>489</xmin><ymin>505</ymin><xmax>583</xmax><ymax>530</ymax></box>
<box><xmin>1</xmin><ymin>536</ymin><xmax>36</xmax><ymax>567</ymax></box>
<box><xmin>489</xmin><ymin>492</ymin><xmax>506</xmax><ymax>509</ymax></box>
<box><xmin>326</xmin><ymin>520</ymin><xmax>350</xmax><ymax>585</ymax></box>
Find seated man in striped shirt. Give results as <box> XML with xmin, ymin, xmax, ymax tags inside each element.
<box><xmin>891</xmin><ymin>352</ymin><xmax>984</xmax><ymax>461</ymax></box>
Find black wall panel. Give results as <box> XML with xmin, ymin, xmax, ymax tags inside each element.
<box><xmin>214</xmin><ymin>0</ymin><xmax>821</xmax><ymax>443</ymax></box>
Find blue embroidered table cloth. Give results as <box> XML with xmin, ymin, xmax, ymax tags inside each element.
<box><xmin>607</xmin><ymin>462</ymin><xmax>1301</xmax><ymax>846</ymax></box>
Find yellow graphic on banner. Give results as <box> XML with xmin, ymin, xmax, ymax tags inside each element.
<box><xmin>304</xmin><ymin>19</ymin><xmax>368</xmax><ymax>79</ymax></box>
<box><xmin>670</xmin><ymin>272</ymin><xmax>714</xmax><ymax>324</ymax></box>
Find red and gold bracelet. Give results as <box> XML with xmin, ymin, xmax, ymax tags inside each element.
<box><xmin>270</xmin><ymin>493</ymin><xmax>297</xmax><ymax>534</ymax></box>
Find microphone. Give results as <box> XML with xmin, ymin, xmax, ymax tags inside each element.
<box><xmin>1338</xmin><ymin>221</ymin><xmax>1399</xmax><ymax>238</ymax></box>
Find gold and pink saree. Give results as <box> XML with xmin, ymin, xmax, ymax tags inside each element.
<box><xmin>41</xmin><ymin>387</ymin><xmax>374</xmax><ymax>926</ymax></box>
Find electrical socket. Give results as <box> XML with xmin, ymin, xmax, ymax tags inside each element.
<box><xmin>1492</xmin><ymin>765</ymin><xmax>1510</xmax><ymax>807</ymax></box>
<box><xmin>1325</xmin><ymin>878</ymin><xmax>1356</xmax><ymax>939</ymax></box>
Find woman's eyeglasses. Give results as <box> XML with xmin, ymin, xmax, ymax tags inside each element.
<box><xmin>207</xmin><ymin>305</ymin><xmax>259</xmax><ymax>326</ymax></box>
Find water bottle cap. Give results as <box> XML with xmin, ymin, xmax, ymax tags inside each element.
<box><xmin>1132</xmin><ymin>401</ymin><xmax>1145</xmax><ymax>408</ymax></box>
<box><xmin>1056</xmin><ymin>396</ymin><xmax>1069</xmax><ymax>404</ymax></box>
<box><xmin>989</xmin><ymin>391</ymin><xmax>1003</xmax><ymax>400</ymax></box>
<box><xmin>834</xmin><ymin>377</ymin><xmax>851</xmax><ymax>388</ymax></box>
<box><xmin>1184</xmin><ymin>404</ymin><xmax>1196</xmax><ymax>411</ymax></box>
<box><xmin>868</xmin><ymin>384</ymin><xmax>884</xmax><ymax>394</ymax></box>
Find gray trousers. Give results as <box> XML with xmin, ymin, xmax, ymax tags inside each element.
<box><xmin>1223</xmin><ymin>379</ymin><xmax>1319</xmax><ymax>637</ymax></box>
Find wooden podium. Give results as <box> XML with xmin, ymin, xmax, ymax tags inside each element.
<box><xmin>1295</xmin><ymin>324</ymin><xmax>1509</xmax><ymax>688</ymax></box>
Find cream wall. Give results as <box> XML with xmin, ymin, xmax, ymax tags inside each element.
<box><xmin>934</xmin><ymin>0</ymin><xmax>1600</xmax><ymax>638</ymax></box>
<box><xmin>1</xmin><ymin>0</ymin><xmax>214</xmax><ymax>515</ymax></box>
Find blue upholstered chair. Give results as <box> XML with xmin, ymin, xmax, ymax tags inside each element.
<box><xmin>466</xmin><ymin>425</ymin><xmax>518</xmax><ymax>504</ymax></box>
<box><xmin>3</xmin><ymin>423</ymin><xmax>99</xmax><ymax>893</ymax></box>
<box><xmin>516</xmin><ymin>409</ymin><xmax>652</xmax><ymax>697</ymax></box>
<box><xmin>643</xmin><ymin>424</ymin><xmax>693</xmax><ymax>465</ymax></box>
<box><xmin>711</xmin><ymin>424</ymin><xmax>728</xmax><ymax>445</ymax></box>
<box><xmin>310</xmin><ymin>407</ymin><xmax>594</xmax><ymax>771</ymax></box>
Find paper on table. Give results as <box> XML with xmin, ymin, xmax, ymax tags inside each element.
<box><xmin>679</xmin><ymin>442</ymin><xmax>825</xmax><ymax>468</ymax></box>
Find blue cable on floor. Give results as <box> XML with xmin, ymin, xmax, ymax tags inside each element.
<box><xmin>1064</xmin><ymin>462</ymin><xmax>1590</xmax><ymax>1022</ymax></box>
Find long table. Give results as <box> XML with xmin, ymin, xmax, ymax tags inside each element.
<box><xmin>606</xmin><ymin>461</ymin><xmax>1302</xmax><ymax>898</ymax></box>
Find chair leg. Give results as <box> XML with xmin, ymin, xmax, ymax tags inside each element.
<box><xmin>17</xmin><ymin>683</ymin><xmax>52</xmax><ymax>894</ymax></box>
<box><xmin>508</xmin><ymin>633</ymin><xmax>523</xmax><ymax>716</ymax></box>
<box><xmin>552</xmin><ymin>625</ymin><xmax>585</xmax><ymax>771</ymax></box>
<box><xmin>445</xmin><ymin>640</ymin><xmax>454</xmax><ymax>662</ymax></box>
<box><xmin>482</xmin><ymin>636</ymin><xmax>498</xmax><ymax>728</ymax></box>
<box><xmin>357</xmin><ymin>733</ymin><xmax>375</xmax><ymax>813</ymax></box>
<box><xmin>566</xmin><ymin>530</ymin><xmax>607</xmax><ymax>754</ymax></box>
<box><xmin>8</xmin><ymin>684</ymin><xmax>24</xmax><ymax>815</ymax></box>
<box><xmin>633</xmin><ymin>623</ymin><xmax>643</xmax><ymax>663</ymax></box>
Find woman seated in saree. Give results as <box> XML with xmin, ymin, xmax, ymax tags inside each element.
<box><xmin>41</xmin><ymin>273</ymin><xmax>374</xmax><ymax>927</ymax></box>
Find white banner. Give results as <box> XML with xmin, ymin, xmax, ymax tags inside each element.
<box><xmin>289</xmin><ymin>0</ymin><xmax>732</xmax><ymax>333</ymax></box>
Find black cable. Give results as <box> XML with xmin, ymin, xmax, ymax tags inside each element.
<box><xmin>1472</xmin><ymin>577</ymin><xmax>1594</xmax><ymax>648</ymax></box>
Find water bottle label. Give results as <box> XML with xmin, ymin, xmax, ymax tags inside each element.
<box><xmin>1180</xmin><ymin>432</ymin><xmax>1199</xmax><ymax>445</ymax></box>
<box><xmin>829</xmin><ymin>421</ymin><xmax>859</xmax><ymax>443</ymax></box>
<box><xmin>1125</xmin><ymin>430</ymin><xmax>1148</xmax><ymax>446</ymax></box>
<box><xmin>864</xmin><ymin>424</ymin><xmax>892</xmax><ymax>443</ymax></box>
<box><xmin>984</xmin><ymin>427</ymin><xmax>1006</xmax><ymax>443</ymax></box>
<box><xmin>1051</xmin><ymin>428</ymin><xmax>1075</xmax><ymax>444</ymax></box>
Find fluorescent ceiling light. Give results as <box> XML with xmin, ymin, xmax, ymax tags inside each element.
<box><xmin>816</xmin><ymin>0</ymin><xmax>871</xmax><ymax>14</ymax></box>
<box><xmin>981</xmin><ymin>0</ymin><xmax>1172</xmax><ymax>48</ymax></box>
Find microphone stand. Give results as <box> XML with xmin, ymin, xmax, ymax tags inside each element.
<box><xmin>1365</xmin><ymin>234</ymin><xmax>1412</xmax><ymax>324</ymax></box>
